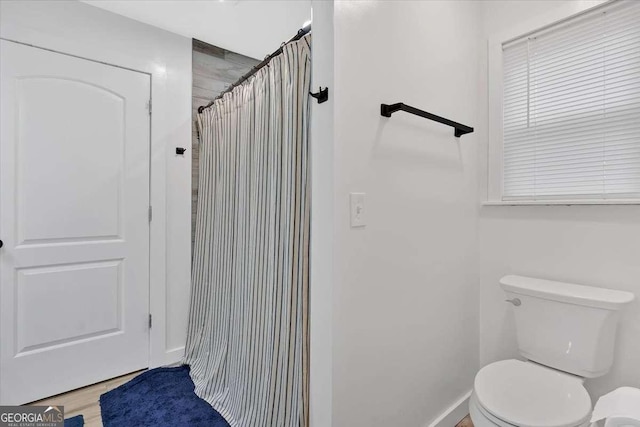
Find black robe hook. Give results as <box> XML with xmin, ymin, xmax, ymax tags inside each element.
<box><xmin>310</xmin><ymin>87</ymin><xmax>329</xmax><ymax>104</ymax></box>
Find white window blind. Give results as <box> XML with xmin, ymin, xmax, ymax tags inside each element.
<box><xmin>502</xmin><ymin>0</ymin><xmax>640</xmax><ymax>201</ymax></box>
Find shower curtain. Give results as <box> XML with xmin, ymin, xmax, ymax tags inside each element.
<box><xmin>184</xmin><ymin>34</ymin><xmax>311</xmax><ymax>427</ymax></box>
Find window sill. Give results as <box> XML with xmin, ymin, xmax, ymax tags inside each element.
<box><xmin>482</xmin><ymin>200</ymin><xmax>640</xmax><ymax>206</ymax></box>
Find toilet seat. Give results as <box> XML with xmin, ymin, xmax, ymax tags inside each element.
<box><xmin>470</xmin><ymin>393</ymin><xmax>590</xmax><ymax>427</ymax></box>
<box><xmin>470</xmin><ymin>392</ymin><xmax>517</xmax><ymax>427</ymax></box>
<box><xmin>474</xmin><ymin>359</ymin><xmax>592</xmax><ymax>427</ymax></box>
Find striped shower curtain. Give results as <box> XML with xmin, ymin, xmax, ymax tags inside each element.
<box><xmin>185</xmin><ymin>34</ymin><xmax>311</xmax><ymax>427</ymax></box>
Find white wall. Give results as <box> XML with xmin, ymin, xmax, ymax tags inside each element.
<box><xmin>309</xmin><ymin>1</ymin><xmax>334</xmax><ymax>427</ymax></box>
<box><xmin>331</xmin><ymin>1</ymin><xmax>481</xmax><ymax>425</ymax></box>
<box><xmin>0</xmin><ymin>0</ymin><xmax>192</xmax><ymax>367</ymax></box>
<box><xmin>478</xmin><ymin>0</ymin><xmax>640</xmax><ymax>402</ymax></box>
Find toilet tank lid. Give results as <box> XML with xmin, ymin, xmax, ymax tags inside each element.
<box><xmin>500</xmin><ymin>275</ymin><xmax>634</xmax><ymax>310</ymax></box>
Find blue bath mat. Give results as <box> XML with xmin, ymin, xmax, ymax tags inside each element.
<box><xmin>99</xmin><ymin>366</ymin><xmax>229</xmax><ymax>427</ymax></box>
<box><xmin>64</xmin><ymin>415</ymin><xmax>84</xmax><ymax>427</ymax></box>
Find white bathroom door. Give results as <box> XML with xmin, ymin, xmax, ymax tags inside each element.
<box><xmin>0</xmin><ymin>40</ymin><xmax>151</xmax><ymax>405</ymax></box>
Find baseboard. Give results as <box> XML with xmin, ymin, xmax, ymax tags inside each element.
<box><xmin>164</xmin><ymin>347</ymin><xmax>185</xmax><ymax>366</ymax></box>
<box><xmin>150</xmin><ymin>346</ymin><xmax>185</xmax><ymax>369</ymax></box>
<box><xmin>424</xmin><ymin>390</ymin><xmax>472</xmax><ymax>427</ymax></box>
<box><xmin>163</xmin><ymin>361</ymin><xmax>183</xmax><ymax>368</ymax></box>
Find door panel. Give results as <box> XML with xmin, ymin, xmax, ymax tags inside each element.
<box><xmin>16</xmin><ymin>260</ymin><xmax>122</xmax><ymax>353</ymax></box>
<box><xmin>0</xmin><ymin>40</ymin><xmax>151</xmax><ymax>405</ymax></box>
<box><xmin>17</xmin><ymin>77</ymin><xmax>124</xmax><ymax>243</ymax></box>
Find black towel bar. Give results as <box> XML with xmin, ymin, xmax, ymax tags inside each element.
<box><xmin>381</xmin><ymin>103</ymin><xmax>474</xmax><ymax>138</ymax></box>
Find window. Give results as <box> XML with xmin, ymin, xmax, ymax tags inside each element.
<box><xmin>500</xmin><ymin>0</ymin><xmax>640</xmax><ymax>202</ymax></box>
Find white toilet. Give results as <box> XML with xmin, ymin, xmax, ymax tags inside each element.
<box><xmin>470</xmin><ymin>275</ymin><xmax>635</xmax><ymax>427</ymax></box>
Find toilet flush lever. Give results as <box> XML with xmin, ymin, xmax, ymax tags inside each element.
<box><xmin>505</xmin><ymin>298</ymin><xmax>522</xmax><ymax>307</ymax></box>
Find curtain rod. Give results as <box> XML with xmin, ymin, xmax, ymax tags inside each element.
<box><xmin>197</xmin><ymin>24</ymin><xmax>311</xmax><ymax>114</ymax></box>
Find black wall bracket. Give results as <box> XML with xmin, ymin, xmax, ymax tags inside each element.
<box><xmin>310</xmin><ymin>87</ymin><xmax>329</xmax><ymax>104</ymax></box>
<box><xmin>176</xmin><ymin>147</ymin><xmax>187</xmax><ymax>155</ymax></box>
<box><xmin>381</xmin><ymin>103</ymin><xmax>474</xmax><ymax>138</ymax></box>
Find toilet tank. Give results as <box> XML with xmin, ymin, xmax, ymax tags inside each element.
<box><xmin>500</xmin><ymin>275</ymin><xmax>634</xmax><ymax>378</ymax></box>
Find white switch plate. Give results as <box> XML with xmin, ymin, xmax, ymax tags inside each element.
<box><xmin>350</xmin><ymin>192</ymin><xmax>366</xmax><ymax>227</ymax></box>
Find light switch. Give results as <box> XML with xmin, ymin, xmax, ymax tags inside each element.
<box><xmin>350</xmin><ymin>192</ymin><xmax>366</xmax><ymax>228</ymax></box>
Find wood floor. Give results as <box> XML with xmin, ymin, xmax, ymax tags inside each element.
<box><xmin>28</xmin><ymin>370</ymin><xmax>145</xmax><ymax>427</ymax></box>
<box><xmin>456</xmin><ymin>414</ymin><xmax>474</xmax><ymax>427</ymax></box>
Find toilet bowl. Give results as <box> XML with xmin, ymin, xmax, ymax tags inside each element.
<box><xmin>470</xmin><ymin>360</ymin><xmax>591</xmax><ymax>427</ymax></box>
<box><xmin>470</xmin><ymin>275</ymin><xmax>634</xmax><ymax>427</ymax></box>
<box><xmin>469</xmin><ymin>392</ymin><xmax>512</xmax><ymax>427</ymax></box>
